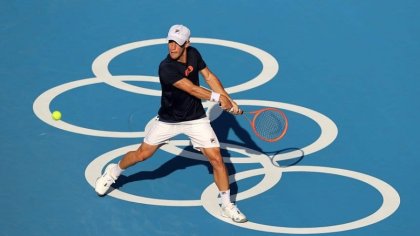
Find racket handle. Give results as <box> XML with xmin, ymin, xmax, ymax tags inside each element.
<box><xmin>218</xmin><ymin>102</ymin><xmax>244</xmax><ymax>114</ymax></box>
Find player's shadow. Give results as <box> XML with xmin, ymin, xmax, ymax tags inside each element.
<box><xmin>111</xmin><ymin>107</ymin><xmax>266</xmax><ymax>202</ymax></box>
<box><xmin>112</xmin><ymin>147</ymin><xmax>240</xmax><ymax>202</ymax></box>
<box><xmin>210</xmin><ymin>108</ymin><xmax>263</xmax><ymax>155</ymax></box>
<box><xmin>111</xmin><ymin>107</ymin><xmax>306</xmax><ymax>202</ymax></box>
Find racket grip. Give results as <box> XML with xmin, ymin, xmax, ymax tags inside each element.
<box><xmin>218</xmin><ymin>102</ymin><xmax>244</xmax><ymax>114</ymax></box>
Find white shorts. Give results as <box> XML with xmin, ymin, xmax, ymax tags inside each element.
<box><xmin>144</xmin><ymin>117</ymin><xmax>220</xmax><ymax>149</ymax></box>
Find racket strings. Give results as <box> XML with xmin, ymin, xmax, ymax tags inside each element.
<box><xmin>253</xmin><ymin>110</ymin><xmax>287</xmax><ymax>141</ymax></box>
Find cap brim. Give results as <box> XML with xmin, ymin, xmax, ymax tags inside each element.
<box><xmin>167</xmin><ymin>35</ymin><xmax>186</xmax><ymax>46</ymax></box>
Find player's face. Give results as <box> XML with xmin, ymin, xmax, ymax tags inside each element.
<box><xmin>168</xmin><ymin>40</ymin><xmax>187</xmax><ymax>61</ymax></box>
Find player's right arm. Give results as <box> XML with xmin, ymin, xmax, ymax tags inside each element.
<box><xmin>173</xmin><ymin>78</ymin><xmax>233</xmax><ymax>110</ymax></box>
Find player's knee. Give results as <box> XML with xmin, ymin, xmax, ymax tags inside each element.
<box><xmin>132</xmin><ymin>143</ymin><xmax>156</xmax><ymax>162</ymax></box>
<box><xmin>201</xmin><ymin>148</ymin><xmax>223</xmax><ymax>166</ymax></box>
<box><xmin>208</xmin><ymin>155</ymin><xmax>225</xmax><ymax>168</ymax></box>
<box><xmin>131</xmin><ymin>150</ymin><xmax>150</xmax><ymax>162</ymax></box>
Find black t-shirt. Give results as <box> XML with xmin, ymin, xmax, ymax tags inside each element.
<box><xmin>158</xmin><ymin>47</ymin><xmax>207</xmax><ymax>122</ymax></box>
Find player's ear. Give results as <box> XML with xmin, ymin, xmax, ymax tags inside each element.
<box><xmin>184</xmin><ymin>40</ymin><xmax>190</xmax><ymax>48</ymax></box>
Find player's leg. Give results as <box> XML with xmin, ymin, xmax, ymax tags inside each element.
<box><xmin>119</xmin><ymin>142</ymin><xmax>160</xmax><ymax>169</ymax></box>
<box><xmin>201</xmin><ymin>147</ymin><xmax>247</xmax><ymax>223</ymax></box>
<box><xmin>200</xmin><ymin>147</ymin><xmax>229</xmax><ymax>191</ymax></box>
<box><xmin>95</xmin><ymin>118</ymin><xmax>174</xmax><ymax>196</ymax></box>
<box><xmin>186</xmin><ymin>118</ymin><xmax>247</xmax><ymax>223</ymax></box>
<box><xmin>94</xmin><ymin>142</ymin><xmax>159</xmax><ymax>196</ymax></box>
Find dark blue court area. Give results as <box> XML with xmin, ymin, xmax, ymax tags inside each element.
<box><xmin>1</xmin><ymin>1</ymin><xmax>419</xmax><ymax>235</ymax></box>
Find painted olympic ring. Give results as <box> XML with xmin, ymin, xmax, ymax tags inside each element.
<box><xmin>91</xmin><ymin>38</ymin><xmax>279</xmax><ymax>95</ymax></box>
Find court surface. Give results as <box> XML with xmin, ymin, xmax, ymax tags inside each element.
<box><xmin>1</xmin><ymin>1</ymin><xmax>419</xmax><ymax>235</ymax></box>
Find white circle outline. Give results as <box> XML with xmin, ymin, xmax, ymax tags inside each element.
<box><xmin>91</xmin><ymin>38</ymin><xmax>279</xmax><ymax>95</ymax></box>
<box><xmin>84</xmin><ymin>141</ymin><xmax>281</xmax><ymax>206</ymax></box>
<box><xmin>32</xmin><ymin>76</ymin><xmax>152</xmax><ymax>138</ymax></box>
<box><xmin>201</xmin><ymin>165</ymin><xmax>400</xmax><ymax>234</ymax></box>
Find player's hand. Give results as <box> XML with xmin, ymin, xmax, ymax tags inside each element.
<box><xmin>219</xmin><ymin>95</ymin><xmax>233</xmax><ymax>111</ymax></box>
<box><xmin>228</xmin><ymin>100</ymin><xmax>242</xmax><ymax>115</ymax></box>
<box><xmin>219</xmin><ymin>96</ymin><xmax>242</xmax><ymax>115</ymax></box>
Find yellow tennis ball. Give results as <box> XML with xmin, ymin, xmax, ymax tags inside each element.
<box><xmin>52</xmin><ymin>110</ymin><xmax>62</xmax><ymax>121</ymax></box>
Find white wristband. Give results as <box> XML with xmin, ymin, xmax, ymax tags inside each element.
<box><xmin>210</xmin><ymin>92</ymin><xmax>220</xmax><ymax>102</ymax></box>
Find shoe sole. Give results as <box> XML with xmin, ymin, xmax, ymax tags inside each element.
<box><xmin>221</xmin><ymin>213</ymin><xmax>248</xmax><ymax>223</ymax></box>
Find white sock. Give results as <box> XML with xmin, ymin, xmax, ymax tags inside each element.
<box><xmin>111</xmin><ymin>162</ymin><xmax>125</xmax><ymax>178</ymax></box>
<box><xmin>220</xmin><ymin>190</ymin><xmax>231</xmax><ymax>207</ymax></box>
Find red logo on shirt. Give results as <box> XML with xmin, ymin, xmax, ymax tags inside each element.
<box><xmin>185</xmin><ymin>66</ymin><xmax>194</xmax><ymax>77</ymax></box>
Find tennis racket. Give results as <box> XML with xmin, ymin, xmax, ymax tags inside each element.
<box><xmin>240</xmin><ymin>107</ymin><xmax>288</xmax><ymax>142</ymax></box>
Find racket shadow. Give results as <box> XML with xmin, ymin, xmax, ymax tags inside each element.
<box><xmin>269</xmin><ymin>148</ymin><xmax>305</xmax><ymax>168</ymax></box>
<box><xmin>210</xmin><ymin>106</ymin><xmax>304</xmax><ymax>168</ymax></box>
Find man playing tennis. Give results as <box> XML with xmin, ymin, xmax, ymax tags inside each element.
<box><xmin>95</xmin><ymin>24</ymin><xmax>247</xmax><ymax>223</ymax></box>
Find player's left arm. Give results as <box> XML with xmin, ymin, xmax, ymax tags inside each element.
<box><xmin>200</xmin><ymin>67</ymin><xmax>242</xmax><ymax>114</ymax></box>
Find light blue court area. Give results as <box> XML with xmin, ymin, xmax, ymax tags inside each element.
<box><xmin>1</xmin><ymin>1</ymin><xmax>419</xmax><ymax>235</ymax></box>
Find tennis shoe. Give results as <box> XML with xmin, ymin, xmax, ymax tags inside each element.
<box><xmin>221</xmin><ymin>203</ymin><xmax>247</xmax><ymax>223</ymax></box>
<box><xmin>95</xmin><ymin>163</ymin><xmax>118</xmax><ymax>196</ymax></box>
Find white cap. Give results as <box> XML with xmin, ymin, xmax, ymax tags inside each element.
<box><xmin>167</xmin><ymin>24</ymin><xmax>190</xmax><ymax>46</ymax></box>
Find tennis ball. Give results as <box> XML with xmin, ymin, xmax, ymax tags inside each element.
<box><xmin>52</xmin><ymin>110</ymin><xmax>62</xmax><ymax>121</ymax></box>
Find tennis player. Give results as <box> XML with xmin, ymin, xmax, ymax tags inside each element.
<box><xmin>95</xmin><ymin>24</ymin><xmax>247</xmax><ymax>223</ymax></box>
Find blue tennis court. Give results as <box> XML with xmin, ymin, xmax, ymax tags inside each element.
<box><xmin>1</xmin><ymin>1</ymin><xmax>419</xmax><ymax>235</ymax></box>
